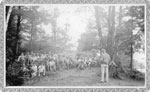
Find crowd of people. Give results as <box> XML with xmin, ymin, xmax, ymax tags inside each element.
<box><xmin>17</xmin><ymin>49</ymin><xmax>111</xmax><ymax>83</ymax></box>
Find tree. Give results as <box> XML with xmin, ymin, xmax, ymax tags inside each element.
<box><xmin>6</xmin><ymin>6</ymin><xmax>24</xmax><ymax>86</ymax></box>
<box><xmin>106</xmin><ymin>6</ymin><xmax>116</xmax><ymax>59</ymax></box>
<box><xmin>110</xmin><ymin>6</ymin><xmax>145</xmax><ymax>79</ymax></box>
<box><xmin>93</xmin><ymin>5</ymin><xmax>145</xmax><ymax>79</ymax></box>
<box><xmin>94</xmin><ymin>6</ymin><xmax>106</xmax><ymax>49</ymax></box>
<box><xmin>123</xmin><ymin>6</ymin><xmax>145</xmax><ymax>69</ymax></box>
<box><xmin>6</xmin><ymin>6</ymin><xmax>23</xmax><ymax>69</ymax></box>
<box><xmin>5</xmin><ymin>6</ymin><xmax>13</xmax><ymax>32</ymax></box>
<box><xmin>6</xmin><ymin>6</ymin><xmax>51</xmax><ymax>86</ymax></box>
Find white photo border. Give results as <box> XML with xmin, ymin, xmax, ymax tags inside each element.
<box><xmin>0</xmin><ymin>0</ymin><xmax>149</xmax><ymax>92</ymax></box>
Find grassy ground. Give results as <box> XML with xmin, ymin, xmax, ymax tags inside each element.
<box><xmin>23</xmin><ymin>67</ymin><xmax>145</xmax><ymax>86</ymax></box>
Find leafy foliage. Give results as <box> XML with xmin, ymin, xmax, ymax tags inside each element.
<box><xmin>6</xmin><ymin>6</ymin><xmax>71</xmax><ymax>86</ymax></box>
<box><xmin>77</xmin><ymin>6</ymin><xmax>145</xmax><ymax>79</ymax></box>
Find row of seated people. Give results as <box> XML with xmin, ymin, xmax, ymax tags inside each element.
<box><xmin>17</xmin><ymin>52</ymin><xmax>103</xmax><ymax>78</ymax></box>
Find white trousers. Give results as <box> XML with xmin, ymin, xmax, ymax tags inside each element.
<box><xmin>101</xmin><ymin>64</ymin><xmax>109</xmax><ymax>82</ymax></box>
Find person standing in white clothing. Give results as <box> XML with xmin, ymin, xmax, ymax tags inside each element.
<box><xmin>101</xmin><ymin>49</ymin><xmax>111</xmax><ymax>82</ymax></box>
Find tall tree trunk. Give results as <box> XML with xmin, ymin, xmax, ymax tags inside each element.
<box><xmin>107</xmin><ymin>6</ymin><xmax>115</xmax><ymax>59</ymax></box>
<box><xmin>129</xmin><ymin>18</ymin><xmax>133</xmax><ymax>69</ymax></box>
<box><xmin>52</xmin><ymin>9</ymin><xmax>58</xmax><ymax>53</ymax></box>
<box><xmin>30</xmin><ymin>22</ymin><xmax>34</xmax><ymax>51</ymax></box>
<box><xmin>130</xmin><ymin>39</ymin><xmax>133</xmax><ymax>69</ymax></box>
<box><xmin>112</xmin><ymin>6</ymin><xmax>122</xmax><ymax>62</ymax></box>
<box><xmin>5</xmin><ymin>6</ymin><xmax>13</xmax><ymax>32</ymax></box>
<box><xmin>13</xmin><ymin>6</ymin><xmax>21</xmax><ymax>61</ymax></box>
<box><xmin>107</xmin><ymin>6</ymin><xmax>123</xmax><ymax>79</ymax></box>
<box><xmin>118</xmin><ymin>6</ymin><xmax>122</xmax><ymax>27</ymax></box>
<box><xmin>94</xmin><ymin>6</ymin><xmax>103</xmax><ymax>49</ymax></box>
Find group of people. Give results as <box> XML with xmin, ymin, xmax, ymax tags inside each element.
<box><xmin>17</xmin><ymin>49</ymin><xmax>111</xmax><ymax>83</ymax></box>
<box><xmin>17</xmin><ymin>52</ymin><xmax>75</xmax><ymax>77</ymax></box>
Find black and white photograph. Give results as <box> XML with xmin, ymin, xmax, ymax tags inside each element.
<box><xmin>5</xmin><ymin>4</ymin><xmax>146</xmax><ymax>87</ymax></box>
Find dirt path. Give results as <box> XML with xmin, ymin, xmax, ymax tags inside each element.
<box><xmin>24</xmin><ymin>67</ymin><xmax>144</xmax><ymax>86</ymax></box>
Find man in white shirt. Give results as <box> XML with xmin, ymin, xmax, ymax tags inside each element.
<box><xmin>101</xmin><ymin>49</ymin><xmax>111</xmax><ymax>82</ymax></box>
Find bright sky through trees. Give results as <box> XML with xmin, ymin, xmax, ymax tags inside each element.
<box><xmin>41</xmin><ymin>5</ymin><xmax>94</xmax><ymax>50</ymax></box>
<box><xmin>40</xmin><ymin>5</ymin><xmax>126</xmax><ymax>50</ymax></box>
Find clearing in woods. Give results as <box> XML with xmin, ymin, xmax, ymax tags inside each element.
<box><xmin>24</xmin><ymin>67</ymin><xmax>144</xmax><ymax>86</ymax></box>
